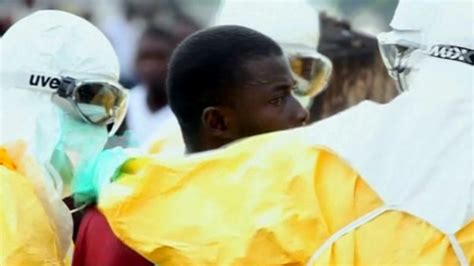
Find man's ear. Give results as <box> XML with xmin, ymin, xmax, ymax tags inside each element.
<box><xmin>202</xmin><ymin>106</ymin><xmax>238</xmax><ymax>140</ymax></box>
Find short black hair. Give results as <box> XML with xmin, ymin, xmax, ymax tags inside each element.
<box><xmin>167</xmin><ymin>25</ymin><xmax>283</xmax><ymax>139</ymax></box>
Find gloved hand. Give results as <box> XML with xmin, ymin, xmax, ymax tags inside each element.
<box><xmin>73</xmin><ymin>147</ymin><xmax>134</xmax><ymax>206</ymax></box>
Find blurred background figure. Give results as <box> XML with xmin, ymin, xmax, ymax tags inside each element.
<box><xmin>97</xmin><ymin>0</ymin><xmax>201</xmax><ymax>153</ymax></box>
<box><xmin>97</xmin><ymin>0</ymin><xmax>202</xmax><ymax>88</ymax></box>
<box><xmin>310</xmin><ymin>13</ymin><xmax>397</xmax><ymax>121</ymax></box>
<box><xmin>126</xmin><ymin>25</ymin><xmax>181</xmax><ymax>150</ymax></box>
<box><xmin>0</xmin><ymin>0</ymin><xmax>95</xmax><ymax>28</ymax></box>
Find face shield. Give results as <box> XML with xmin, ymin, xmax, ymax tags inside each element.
<box><xmin>287</xmin><ymin>50</ymin><xmax>332</xmax><ymax>108</ymax></box>
<box><xmin>377</xmin><ymin>32</ymin><xmax>422</xmax><ymax>92</ymax></box>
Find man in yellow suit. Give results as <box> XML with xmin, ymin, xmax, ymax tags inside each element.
<box><xmin>0</xmin><ymin>10</ymin><xmax>127</xmax><ymax>265</ymax></box>
<box><xmin>96</xmin><ymin>0</ymin><xmax>472</xmax><ymax>265</ymax></box>
<box><xmin>73</xmin><ymin>23</ymin><xmax>312</xmax><ymax>266</ymax></box>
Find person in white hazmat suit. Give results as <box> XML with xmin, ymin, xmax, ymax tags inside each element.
<box><xmin>0</xmin><ymin>10</ymin><xmax>127</xmax><ymax>265</ymax></box>
<box><xmin>213</xmin><ymin>0</ymin><xmax>333</xmax><ymax>108</ymax></box>
<box><xmin>302</xmin><ymin>0</ymin><xmax>473</xmax><ymax>264</ymax></box>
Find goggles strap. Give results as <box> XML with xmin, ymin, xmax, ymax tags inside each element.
<box><xmin>427</xmin><ymin>45</ymin><xmax>473</xmax><ymax>66</ymax></box>
<box><xmin>1</xmin><ymin>71</ymin><xmax>61</xmax><ymax>93</ymax></box>
<box><xmin>57</xmin><ymin>77</ymin><xmax>77</xmax><ymax>97</ymax></box>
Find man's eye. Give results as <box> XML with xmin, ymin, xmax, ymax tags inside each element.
<box><xmin>269</xmin><ymin>96</ymin><xmax>285</xmax><ymax>106</ymax></box>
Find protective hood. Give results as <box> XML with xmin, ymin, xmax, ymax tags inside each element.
<box><xmin>0</xmin><ymin>10</ymin><xmax>120</xmax><ymax>167</ymax></box>
<box><xmin>378</xmin><ymin>0</ymin><xmax>473</xmax><ymax>93</ymax></box>
<box><xmin>213</xmin><ymin>0</ymin><xmax>319</xmax><ymax>52</ymax></box>
<box><xmin>389</xmin><ymin>0</ymin><xmax>473</xmax><ymax>49</ymax></box>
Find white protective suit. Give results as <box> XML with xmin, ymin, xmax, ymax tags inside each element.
<box><xmin>0</xmin><ymin>10</ymin><xmax>121</xmax><ymax>265</ymax></box>
<box><xmin>304</xmin><ymin>0</ymin><xmax>473</xmax><ymax>263</ymax></box>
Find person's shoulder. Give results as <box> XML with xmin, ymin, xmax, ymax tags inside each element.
<box><xmin>79</xmin><ymin>207</ymin><xmax>110</xmax><ymax>233</ymax></box>
<box><xmin>75</xmin><ymin>207</ymin><xmax>153</xmax><ymax>266</ymax></box>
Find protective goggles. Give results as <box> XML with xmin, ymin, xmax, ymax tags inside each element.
<box><xmin>288</xmin><ymin>51</ymin><xmax>333</xmax><ymax>108</ymax></box>
<box><xmin>52</xmin><ymin>77</ymin><xmax>128</xmax><ymax>136</ymax></box>
<box><xmin>377</xmin><ymin>33</ymin><xmax>422</xmax><ymax>92</ymax></box>
<box><xmin>1</xmin><ymin>72</ymin><xmax>128</xmax><ymax>136</ymax></box>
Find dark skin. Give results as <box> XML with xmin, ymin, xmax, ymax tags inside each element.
<box><xmin>189</xmin><ymin>55</ymin><xmax>309</xmax><ymax>153</ymax></box>
<box><xmin>135</xmin><ymin>35</ymin><xmax>175</xmax><ymax>112</ymax></box>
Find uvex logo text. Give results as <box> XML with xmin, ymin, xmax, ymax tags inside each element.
<box><xmin>428</xmin><ymin>45</ymin><xmax>474</xmax><ymax>66</ymax></box>
<box><xmin>29</xmin><ymin>74</ymin><xmax>61</xmax><ymax>89</ymax></box>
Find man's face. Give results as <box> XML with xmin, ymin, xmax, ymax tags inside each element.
<box><xmin>228</xmin><ymin>55</ymin><xmax>309</xmax><ymax>138</ymax></box>
<box><xmin>135</xmin><ymin>36</ymin><xmax>174</xmax><ymax>91</ymax></box>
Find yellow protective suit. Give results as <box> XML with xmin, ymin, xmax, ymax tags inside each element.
<box><xmin>148</xmin><ymin>130</ymin><xmax>185</xmax><ymax>156</ymax></box>
<box><xmin>98</xmin><ymin>129</ymin><xmax>472</xmax><ymax>265</ymax></box>
<box><xmin>0</xmin><ymin>142</ymin><xmax>72</xmax><ymax>266</ymax></box>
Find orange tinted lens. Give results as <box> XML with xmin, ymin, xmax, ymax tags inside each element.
<box><xmin>74</xmin><ymin>83</ymin><xmax>124</xmax><ymax>125</ymax></box>
<box><xmin>290</xmin><ymin>56</ymin><xmax>332</xmax><ymax>97</ymax></box>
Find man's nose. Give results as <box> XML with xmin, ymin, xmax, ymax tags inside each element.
<box><xmin>296</xmin><ymin>105</ymin><xmax>310</xmax><ymax>125</ymax></box>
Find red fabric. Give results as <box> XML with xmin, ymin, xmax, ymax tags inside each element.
<box><xmin>72</xmin><ymin>207</ymin><xmax>153</xmax><ymax>266</ymax></box>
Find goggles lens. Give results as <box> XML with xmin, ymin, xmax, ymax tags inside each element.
<box><xmin>377</xmin><ymin>33</ymin><xmax>421</xmax><ymax>81</ymax></box>
<box><xmin>74</xmin><ymin>83</ymin><xmax>127</xmax><ymax>126</ymax></box>
<box><xmin>378</xmin><ymin>43</ymin><xmax>411</xmax><ymax>79</ymax></box>
<box><xmin>59</xmin><ymin>79</ymin><xmax>129</xmax><ymax>137</ymax></box>
<box><xmin>377</xmin><ymin>37</ymin><xmax>419</xmax><ymax>92</ymax></box>
<box><xmin>289</xmin><ymin>53</ymin><xmax>332</xmax><ymax>98</ymax></box>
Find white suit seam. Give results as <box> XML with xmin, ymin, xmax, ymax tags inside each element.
<box><xmin>448</xmin><ymin>233</ymin><xmax>468</xmax><ymax>266</ymax></box>
<box><xmin>306</xmin><ymin>205</ymin><xmax>390</xmax><ymax>266</ymax></box>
